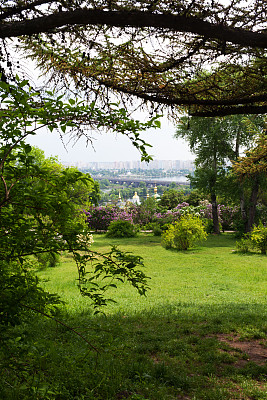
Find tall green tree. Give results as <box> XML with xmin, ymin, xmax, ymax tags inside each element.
<box><xmin>175</xmin><ymin>115</ymin><xmax>261</xmax><ymax>233</ymax></box>
<box><xmin>231</xmin><ymin>120</ymin><xmax>267</xmax><ymax>231</ymax></box>
<box><xmin>159</xmin><ymin>188</ymin><xmax>185</xmax><ymax>210</ymax></box>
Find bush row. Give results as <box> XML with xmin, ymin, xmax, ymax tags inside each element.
<box><xmin>85</xmin><ymin>202</ymin><xmax>242</xmax><ymax>232</ymax></box>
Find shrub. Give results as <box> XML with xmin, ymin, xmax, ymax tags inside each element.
<box><xmin>203</xmin><ymin>218</ymin><xmax>222</xmax><ymax>234</ymax></box>
<box><xmin>235</xmin><ymin>223</ymin><xmax>267</xmax><ymax>254</ymax></box>
<box><xmin>161</xmin><ymin>214</ymin><xmax>207</xmax><ymax>250</ymax></box>
<box><xmin>106</xmin><ymin>220</ymin><xmax>138</xmax><ymax>238</ymax></box>
<box><xmin>35</xmin><ymin>252</ymin><xmax>60</xmax><ymax>268</ymax></box>
<box><xmin>235</xmin><ymin>237</ymin><xmax>252</xmax><ymax>253</ymax></box>
<box><xmin>232</xmin><ymin>212</ymin><xmax>247</xmax><ymax>237</ymax></box>
<box><xmin>250</xmin><ymin>223</ymin><xmax>267</xmax><ymax>254</ymax></box>
<box><xmin>203</xmin><ymin>218</ymin><xmax>214</xmax><ymax>234</ymax></box>
<box><xmin>86</xmin><ymin>206</ymin><xmax>134</xmax><ymax>231</ymax></box>
<box><xmin>149</xmin><ymin>222</ymin><xmax>163</xmax><ymax>236</ymax></box>
<box><xmin>219</xmin><ymin>205</ymin><xmax>239</xmax><ymax>231</ymax></box>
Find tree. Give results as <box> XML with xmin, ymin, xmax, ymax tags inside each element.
<box><xmin>232</xmin><ymin>128</ymin><xmax>267</xmax><ymax>178</ymax></box>
<box><xmin>159</xmin><ymin>188</ymin><xmax>185</xmax><ymax>210</ymax></box>
<box><xmin>232</xmin><ymin>122</ymin><xmax>267</xmax><ymax>231</ymax></box>
<box><xmin>0</xmin><ymin>1</ymin><xmax>266</xmax><ymax>117</ymax></box>
<box><xmin>175</xmin><ymin>115</ymin><xmax>261</xmax><ymax>233</ymax></box>
<box><xmin>0</xmin><ymin>76</ymin><xmax>160</xmax><ymax>330</ymax></box>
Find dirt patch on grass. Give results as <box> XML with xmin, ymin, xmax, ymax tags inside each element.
<box><xmin>150</xmin><ymin>353</ymin><xmax>161</xmax><ymax>364</ymax></box>
<box><xmin>115</xmin><ymin>390</ymin><xmax>132</xmax><ymax>399</ymax></box>
<box><xmin>217</xmin><ymin>334</ymin><xmax>267</xmax><ymax>366</ymax></box>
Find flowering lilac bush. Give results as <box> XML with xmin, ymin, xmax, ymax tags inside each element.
<box><xmin>129</xmin><ymin>204</ymin><xmax>155</xmax><ymax>226</ymax></box>
<box><xmin>174</xmin><ymin>202</ymin><xmax>190</xmax><ymax>209</ymax></box>
<box><xmin>199</xmin><ymin>201</ymin><xmax>240</xmax><ymax>231</ymax></box>
<box><xmin>219</xmin><ymin>205</ymin><xmax>239</xmax><ymax>231</ymax></box>
<box><xmin>85</xmin><ymin>202</ymin><xmax>241</xmax><ymax>232</ymax></box>
<box><xmin>85</xmin><ymin>206</ymin><xmax>134</xmax><ymax>231</ymax></box>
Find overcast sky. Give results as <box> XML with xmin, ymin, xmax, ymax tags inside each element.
<box><xmin>26</xmin><ymin>115</ymin><xmax>195</xmax><ymax>164</ymax></box>
<box><xmin>14</xmin><ymin>0</ymin><xmax>237</xmax><ymax>165</ymax></box>
<box><xmin>20</xmin><ymin>42</ymin><xmax>195</xmax><ymax>164</ymax></box>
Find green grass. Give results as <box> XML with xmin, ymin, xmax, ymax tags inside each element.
<box><xmin>2</xmin><ymin>233</ymin><xmax>267</xmax><ymax>400</ymax></box>
<box><xmin>39</xmin><ymin>233</ymin><xmax>267</xmax><ymax>315</ymax></box>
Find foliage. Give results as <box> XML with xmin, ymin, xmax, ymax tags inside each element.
<box><xmin>219</xmin><ymin>205</ymin><xmax>239</xmax><ymax>231</ymax></box>
<box><xmin>203</xmin><ymin>218</ymin><xmax>216</xmax><ymax>235</ymax></box>
<box><xmin>158</xmin><ymin>189</ymin><xmax>185</xmax><ymax>210</ymax></box>
<box><xmin>0</xmin><ymin>260</ymin><xmax>61</xmax><ymax>328</ymax></box>
<box><xmin>235</xmin><ymin>237</ymin><xmax>253</xmax><ymax>253</ymax></box>
<box><xmin>0</xmin><ymin>77</ymin><xmax>152</xmax><ymax>327</ymax></box>
<box><xmin>232</xmin><ymin>128</ymin><xmax>267</xmax><ymax>179</ymax></box>
<box><xmin>35</xmin><ymin>252</ymin><xmax>60</xmax><ymax>269</ymax></box>
<box><xmin>229</xmin><ymin>119</ymin><xmax>267</xmax><ymax>232</ymax></box>
<box><xmin>6</xmin><ymin>1</ymin><xmax>266</xmax><ymax>117</ymax></box>
<box><xmin>161</xmin><ymin>215</ymin><xmax>207</xmax><ymax>250</ymax></box>
<box><xmin>250</xmin><ymin>223</ymin><xmax>267</xmax><ymax>254</ymax></box>
<box><xmin>74</xmin><ymin>246</ymin><xmax>148</xmax><ymax>312</ymax></box>
<box><xmin>106</xmin><ymin>220</ymin><xmax>138</xmax><ymax>238</ymax></box>
<box><xmin>86</xmin><ymin>205</ymin><xmax>135</xmax><ymax>231</ymax></box>
<box><xmin>235</xmin><ymin>223</ymin><xmax>267</xmax><ymax>254</ymax></box>
<box><xmin>87</xmin><ymin>201</ymin><xmax>243</xmax><ymax>235</ymax></box>
<box><xmin>185</xmin><ymin>189</ymin><xmax>206</xmax><ymax>206</ymax></box>
<box><xmin>176</xmin><ymin>115</ymin><xmax>265</xmax><ymax>233</ymax></box>
<box><xmin>130</xmin><ymin>199</ymin><xmax>158</xmax><ymax>226</ymax></box>
<box><xmin>151</xmin><ymin>223</ymin><xmax>163</xmax><ymax>236</ymax></box>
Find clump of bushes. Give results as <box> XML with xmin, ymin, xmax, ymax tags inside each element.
<box><xmin>161</xmin><ymin>214</ymin><xmax>207</xmax><ymax>250</ymax></box>
<box><xmin>236</xmin><ymin>223</ymin><xmax>267</xmax><ymax>254</ymax></box>
<box><xmin>250</xmin><ymin>223</ymin><xmax>267</xmax><ymax>254</ymax></box>
<box><xmin>235</xmin><ymin>237</ymin><xmax>252</xmax><ymax>253</ymax></box>
<box><xmin>86</xmin><ymin>206</ymin><xmax>134</xmax><ymax>231</ymax></box>
<box><xmin>106</xmin><ymin>220</ymin><xmax>138</xmax><ymax>238</ymax></box>
<box><xmin>35</xmin><ymin>252</ymin><xmax>60</xmax><ymax>268</ymax></box>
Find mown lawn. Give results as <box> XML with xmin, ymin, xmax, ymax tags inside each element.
<box><xmin>39</xmin><ymin>232</ymin><xmax>267</xmax><ymax>314</ymax></box>
<box><xmin>3</xmin><ymin>233</ymin><xmax>266</xmax><ymax>400</ymax></box>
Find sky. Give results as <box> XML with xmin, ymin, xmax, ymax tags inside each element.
<box><xmin>26</xmin><ymin>115</ymin><xmax>195</xmax><ymax>164</ymax></box>
<box><xmin>10</xmin><ymin>0</ymin><xmax>238</xmax><ymax>165</ymax></box>
<box><xmin>17</xmin><ymin>35</ymin><xmax>196</xmax><ymax>165</ymax></box>
<box><xmin>17</xmin><ymin>36</ymin><xmax>195</xmax><ymax>164</ymax></box>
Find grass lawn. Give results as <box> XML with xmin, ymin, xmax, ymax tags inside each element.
<box><xmin>3</xmin><ymin>233</ymin><xmax>266</xmax><ymax>400</ymax></box>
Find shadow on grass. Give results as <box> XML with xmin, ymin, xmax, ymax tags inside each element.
<box><xmin>3</xmin><ymin>302</ymin><xmax>266</xmax><ymax>400</ymax></box>
<box><xmin>93</xmin><ymin>233</ymin><xmax>162</xmax><ymax>250</ymax></box>
<box><xmin>96</xmin><ymin>232</ymin><xmax>239</xmax><ymax>252</ymax></box>
<box><xmin>201</xmin><ymin>232</ymin><xmax>237</xmax><ymax>248</ymax></box>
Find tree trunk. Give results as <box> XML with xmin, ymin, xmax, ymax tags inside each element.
<box><xmin>239</xmin><ymin>184</ymin><xmax>248</xmax><ymax>231</ymax></box>
<box><xmin>211</xmin><ymin>193</ymin><xmax>220</xmax><ymax>234</ymax></box>
<box><xmin>246</xmin><ymin>178</ymin><xmax>259</xmax><ymax>232</ymax></box>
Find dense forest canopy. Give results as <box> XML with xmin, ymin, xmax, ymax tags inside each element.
<box><xmin>0</xmin><ymin>0</ymin><xmax>266</xmax><ymax>117</ymax></box>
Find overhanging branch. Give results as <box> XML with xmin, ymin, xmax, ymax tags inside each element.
<box><xmin>190</xmin><ymin>105</ymin><xmax>267</xmax><ymax>117</ymax></box>
<box><xmin>0</xmin><ymin>9</ymin><xmax>266</xmax><ymax>49</ymax></box>
<box><xmin>93</xmin><ymin>76</ymin><xmax>267</xmax><ymax>107</ymax></box>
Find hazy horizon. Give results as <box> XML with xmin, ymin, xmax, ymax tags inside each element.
<box><xmin>26</xmin><ymin>115</ymin><xmax>195</xmax><ymax>164</ymax></box>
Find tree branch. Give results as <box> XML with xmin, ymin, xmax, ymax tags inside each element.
<box><xmin>190</xmin><ymin>105</ymin><xmax>267</xmax><ymax>117</ymax></box>
<box><xmin>93</xmin><ymin>76</ymin><xmax>267</xmax><ymax>107</ymax></box>
<box><xmin>0</xmin><ymin>9</ymin><xmax>266</xmax><ymax>48</ymax></box>
<box><xmin>0</xmin><ymin>0</ymin><xmax>51</xmax><ymax>21</ymax></box>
